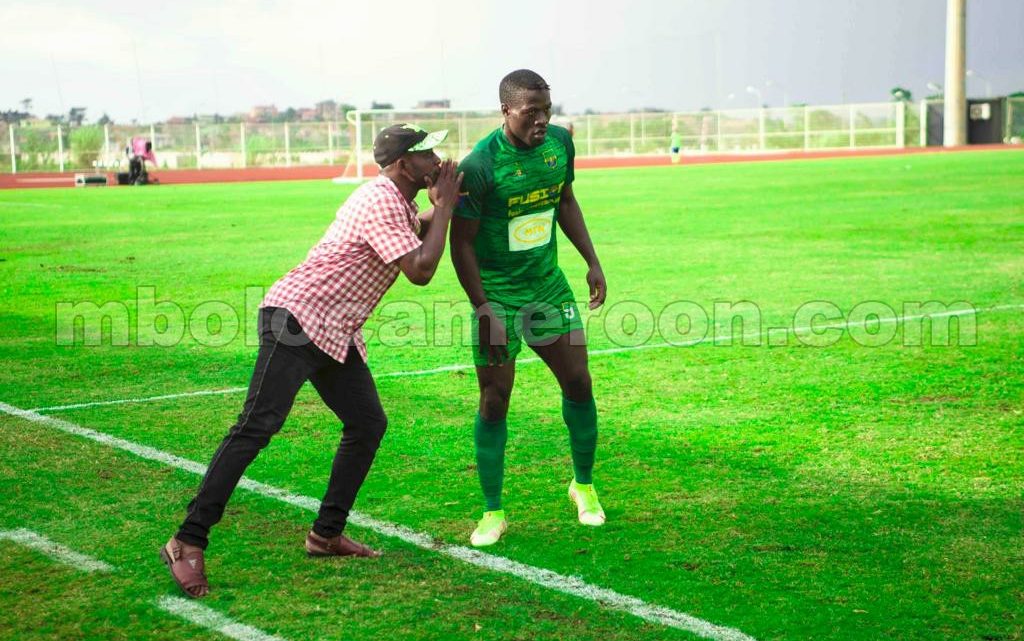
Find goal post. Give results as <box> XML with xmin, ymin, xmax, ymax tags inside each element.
<box><xmin>333</xmin><ymin>108</ymin><xmax>502</xmax><ymax>182</ymax></box>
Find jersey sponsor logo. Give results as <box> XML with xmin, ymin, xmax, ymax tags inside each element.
<box><xmin>545</xmin><ymin>154</ymin><xmax>557</xmax><ymax>169</ymax></box>
<box><xmin>508</xmin><ymin>209</ymin><xmax>554</xmax><ymax>252</ymax></box>
<box><xmin>507</xmin><ymin>182</ymin><xmax>563</xmax><ymax>210</ymax></box>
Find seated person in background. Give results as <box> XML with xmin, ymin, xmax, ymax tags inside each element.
<box><xmin>127</xmin><ymin>137</ymin><xmax>157</xmax><ymax>184</ymax></box>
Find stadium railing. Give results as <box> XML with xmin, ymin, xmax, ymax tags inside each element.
<box><xmin>3</xmin><ymin>99</ymin><xmax>1020</xmax><ymax>175</ymax></box>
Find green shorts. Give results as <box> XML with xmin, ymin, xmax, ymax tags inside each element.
<box><xmin>470</xmin><ymin>284</ymin><xmax>584</xmax><ymax>367</ymax></box>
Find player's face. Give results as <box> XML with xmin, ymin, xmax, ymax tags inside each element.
<box><xmin>502</xmin><ymin>89</ymin><xmax>552</xmax><ymax>148</ymax></box>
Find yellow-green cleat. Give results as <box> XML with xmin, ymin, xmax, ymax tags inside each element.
<box><xmin>470</xmin><ymin>510</ymin><xmax>508</xmax><ymax>547</ymax></box>
<box><xmin>568</xmin><ymin>480</ymin><xmax>606</xmax><ymax>526</ymax></box>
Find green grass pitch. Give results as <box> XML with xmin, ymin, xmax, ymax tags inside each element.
<box><xmin>1</xmin><ymin>150</ymin><xmax>1022</xmax><ymax>641</ymax></box>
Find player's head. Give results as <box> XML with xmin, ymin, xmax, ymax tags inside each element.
<box><xmin>499</xmin><ymin>69</ymin><xmax>552</xmax><ymax>148</ymax></box>
<box><xmin>374</xmin><ymin>123</ymin><xmax>446</xmax><ymax>188</ymax></box>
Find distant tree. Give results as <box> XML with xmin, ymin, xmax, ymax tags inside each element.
<box><xmin>45</xmin><ymin>113</ymin><xmax>66</xmax><ymax>126</ymax></box>
<box><xmin>890</xmin><ymin>87</ymin><xmax>913</xmax><ymax>102</ymax></box>
<box><xmin>370</xmin><ymin>101</ymin><xmax>394</xmax><ymax>110</ymax></box>
<box><xmin>68</xmin><ymin>107</ymin><xmax>87</xmax><ymax>127</ymax></box>
<box><xmin>1</xmin><ymin>110</ymin><xmax>31</xmax><ymax>125</ymax></box>
<box><xmin>583</xmin><ymin>108</ymin><xmax>597</xmax><ymax>115</ymax></box>
<box><xmin>20</xmin><ymin>98</ymin><xmax>33</xmax><ymax>115</ymax></box>
<box><xmin>1009</xmin><ymin>91</ymin><xmax>1024</xmax><ymax>98</ymax></box>
<box><xmin>97</xmin><ymin>113</ymin><xmax>113</xmax><ymax>126</ymax></box>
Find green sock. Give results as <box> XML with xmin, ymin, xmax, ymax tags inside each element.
<box><xmin>474</xmin><ymin>413</ymin><xmax>507</xmax><ymax>511</ymax></box>
<box><xmin>562</xmin><ymin>396</ymin><xmax>598</xmax><ymax>484</ymax></box>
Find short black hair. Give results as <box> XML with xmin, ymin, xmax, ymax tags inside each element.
<box><xmin>499</xmin><ymin>69</ymin><xmax>550</xmax><ymax>105</ymax></box>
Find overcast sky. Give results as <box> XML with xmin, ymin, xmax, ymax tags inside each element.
<box><xmin>1</xmin><ymin>0</ymin><xmax>1022</xmax><ymax>122</ymax></box>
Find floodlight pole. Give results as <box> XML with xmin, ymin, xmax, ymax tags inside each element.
<box><xmin>944</xmin><ymin>0</ymin><xmax>967</xmax><ymax>147</ymax></box>
<box><xmin>966</xmin><ymin>69</ymin><xmax>992</xmax><ymax>98</ymax></box>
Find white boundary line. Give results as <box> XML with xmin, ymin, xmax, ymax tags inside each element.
<box><xmin>29</xmin><ymin>388</ymin><xmax>250</xmax><ymax>414</ymax></box>
<box><xmin>27</xmin><ymin>303</ymin><xmax>1024</xmax><ymax>414</ymax></box>
<box><xmin>0</xmin><ymin>527</ymin><xmax>291</xmax><ymax>640</ymax></box>
<box><xmin>0</xmin><ymin>528</ymin><xmax>114</xmax><ymax>573</ymax></box>
<box><xmin>156</xmin><ymin>596</ymin><xmax>288</xmax><ymax>641</ymax></box>
<box><xmin>0</xmin><ymin>401</ymin><xmax>756</xmax><ymax>641</ymax></box>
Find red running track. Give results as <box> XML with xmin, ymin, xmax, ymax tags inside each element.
<box><xmin>0</xmin><ymin>144</ymin><xmax>1018</xmax><ymax>190</ymax></box>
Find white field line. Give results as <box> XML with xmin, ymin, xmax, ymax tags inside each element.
<box><xmin>28</xmin><ymin>303</ymin><xmax>1024</xmax><ymax>415</ymax></box>
<box><xmin>0</xmin><ymin>528</ymin><xmax>291</xmax><ymax>640</ymax></box>
<box><xmin>29</xmin><ymin>388</ymin><xmax>249</xmax><ymax>414</ymax></box>
<box><xmin>0</xmin><ymin>528</ymin><xmax>114</xmax><ymax>573</ymax></box>
<box><xmin>0</xmin><ymin>402</ymin><xmax>755</xmax><ymax>641</ymax></box>
<box><xmin>0</xmin><ymin>201</ymin><xmax>53</xmax><ymax>208</ymax></box>
<box><xmin>156</xmin><ymin>596</ymin><xmax>288</xmax><ymax>641</ymax></box>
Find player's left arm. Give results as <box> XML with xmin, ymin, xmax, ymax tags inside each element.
<box><xmin>557</xmin><ymin>182</ymin><xmax>606</xmax><ymax>310</ymax></box>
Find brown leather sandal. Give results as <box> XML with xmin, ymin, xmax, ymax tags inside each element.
<box><xmin>160</xmin><ymin>537</ymin><xmax>209</xmax><ymax>598</ymax></box>
<box><xmin>305</xmin><ymin>531</ymin><xmax>381</xmax><ymax>558</ymax></box>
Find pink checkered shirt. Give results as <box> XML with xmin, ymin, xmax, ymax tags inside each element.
<box><xmin>261</xmin><ymin>176</ymin><xmax>422</xmax><ymax>363</ymax></box>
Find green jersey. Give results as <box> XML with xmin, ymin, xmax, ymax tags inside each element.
<box><xmin>455</xmin><ymin>125</ymin><xmax>575</xmax><ymax>306</ymax></box>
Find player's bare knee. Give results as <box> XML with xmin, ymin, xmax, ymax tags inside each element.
<box><xmin>480</xmin><ymin>386</ymin><xmax>511</xmax><ymax>420</ymax></box>
<box><xmin>561</xmin><ymin>370</ymin><xmax>592</xmax><ymax>402</ymax></box>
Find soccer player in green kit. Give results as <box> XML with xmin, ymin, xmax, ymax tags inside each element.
<box><xmin>451</xmin><ymin>69</ymin><xmax>608</xmax><ymax>546</ymax></box>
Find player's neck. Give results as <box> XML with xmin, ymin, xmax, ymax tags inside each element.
<box><xmin>502</xmin><ymin>124</ymin><xmax>536</xmax><ymax>150</ymax></box>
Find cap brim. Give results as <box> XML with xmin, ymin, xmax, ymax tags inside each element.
<box><xmin>407</xmin><ymin>129</ymin><xmax>448</xmax><ymax>152</ymax></box>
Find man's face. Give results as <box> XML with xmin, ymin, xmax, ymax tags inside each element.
<box><xmin>401</xmin><ymin>149</ymin><xmax>442</xmax><ymax>188</ymax></box>
<box><xmin>502</xmin><ymin>89</ymin><xmax>552</xmax><ymax>147</ymax></box>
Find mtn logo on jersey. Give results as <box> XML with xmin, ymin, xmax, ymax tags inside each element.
<box><xmin>508</xmin><ymin>209</ymin><xmax>554</xmax><ymax>251</ymax></box>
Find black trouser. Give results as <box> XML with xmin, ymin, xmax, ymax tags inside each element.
<box><xmin>176</xmin><ymin>307</ymin><xmax>388</xmax><ymax>549</ymax></box>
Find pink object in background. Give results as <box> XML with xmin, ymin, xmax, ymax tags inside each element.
<box><xmin>131</xmin><ymin>137</ymin><xmax>157</xmax><ymax>164</ymax></box>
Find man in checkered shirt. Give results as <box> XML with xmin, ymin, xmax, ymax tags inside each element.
<box><xmin>161</xmin><ymin>124</ymin><xmax>463</xmax><ymax>599</ymax></box>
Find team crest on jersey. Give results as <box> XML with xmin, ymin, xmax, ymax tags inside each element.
<box><xmin>514</xmin><ymin>163</ymin><xmax>524</xmax><ymax>177</ymax></box>
<box><xmin>545</xmin><ymin>154</ymin><xmax>557</xmax><ymax>169</ymax></box>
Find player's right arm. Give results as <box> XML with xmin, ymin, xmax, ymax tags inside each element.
<box><xmin>451</xmin><ymin>218</ymin><xmax>509</xmax><ymax>367</ymax></box>
<box><xmin>450</xmin><ymin>157</ymin><xmax>509</xmax><ymax>366</ymax></box>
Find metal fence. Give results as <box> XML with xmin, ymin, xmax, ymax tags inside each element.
<box><xmin>341</xmin><ymin>102</ymin><xmax>910</xmax><ymax>179</ymax></box>
<box><xmin>4</xmin><ymin>99</ymin><xmax>1021</xmax><ymax>174</ymax></box>
<box><xmin>1007</xmin><ymin>97</ymin><xmax>1024</xmax><ymax>142</ymax></box>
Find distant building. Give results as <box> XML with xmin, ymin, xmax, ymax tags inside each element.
<box><xmin>298</xmin><ymin>108</ymin><xmax>318</xmax><ymax>122</ymax></box>
<box><xmin>315</xmin><ymin>100</ymin><xmax>338</xmax><ymax>120</ymax></box>
<box><xmin>416</xmin><ymin>99</ymin><xmax>451</xmax><ymax>109</ymax></box>
<box><xmin>248</xmin><ymin>105</ymin><xmax>279</xmax><ymax>122</ymax></box>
